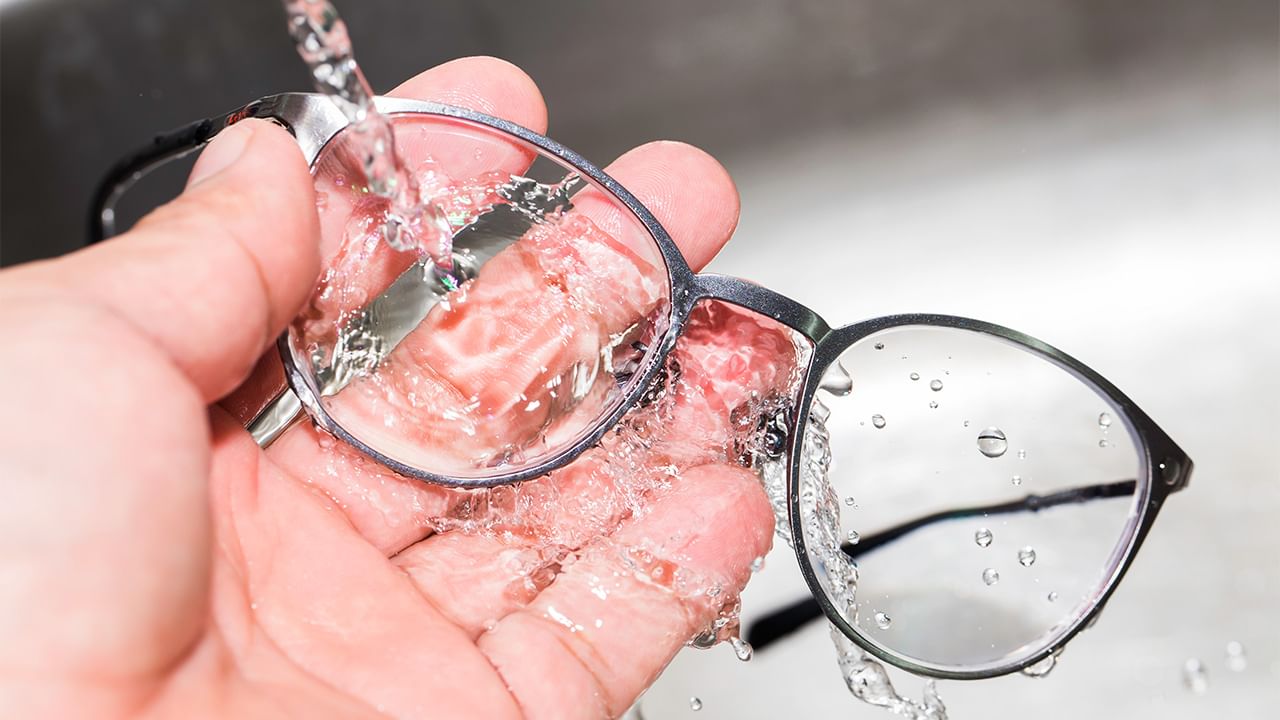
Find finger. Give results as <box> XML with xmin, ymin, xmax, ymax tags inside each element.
<box><xmin>393</xmin><ymin>302</ymin><xmax>797</xmax><ymax>636</ymax></box>
<box><xmin>477</xmin><ymin>463</ymin><xmax>774</xmax><ymax>720</ymax></box>
<box><xmin>9</xmin><ymin>119</ymin><xmax>317</xmax><ymax>403</ymax></box>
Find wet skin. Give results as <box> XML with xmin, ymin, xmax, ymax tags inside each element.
<box><xmin>0</xmin><ymin>58</ymin><xmax>782</xmax><ymax>719</ymax></box>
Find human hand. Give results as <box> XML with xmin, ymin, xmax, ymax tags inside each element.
<box><xmin>0</xmin><ymin>57</ymin><xmax>785</xmax><ymax>719</ymax></box>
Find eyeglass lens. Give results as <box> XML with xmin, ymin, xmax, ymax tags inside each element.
<box><xmin>799</xmin><ymin>325</ymin><xmax>1145</xmax><ymax>673</ymax></box>
<box><xmin>287</xmin><ymin>113</ymin><xmax>675</xmax><ymax>480</ymax></box>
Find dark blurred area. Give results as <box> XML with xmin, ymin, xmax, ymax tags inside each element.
<box><xmin>0</xmin><ymin>0</ymin><xmax>1274</xmax><ymax>266</ymax></box>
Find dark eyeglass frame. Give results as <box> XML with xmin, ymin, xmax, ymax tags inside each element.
<box><xmin>90</xmin><ymin>92</ymin><xmax>1193</xmax><ymax>681</ymax></box>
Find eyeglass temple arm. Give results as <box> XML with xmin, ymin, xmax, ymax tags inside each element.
<box><xmin>88</xmin><ymin>104</ymin><xmax>291</xmax><ymax>244</ymax></box>
<box><xmin>744</xmin><ymin>477</ymin><xmax>1140</xmax><ymax>652</ymax></box>
<box><xmin>843</xmin><ymin>478</ymin><xmax>1138</xmax><ymax>558</ymax></box>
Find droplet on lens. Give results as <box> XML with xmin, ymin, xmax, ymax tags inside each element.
<box><xmin>730</xmin><ymin>636</ymin><xmax>754</xmax><ymax>662</ymax></box>
<box><xmin>873</xmin><ymin>611</ymin><xmax>892</xmax><ymax>630</ymax></box>
<box><xmin>976</xmin><ymin>427</ymin><xmax>1008</xmax><ymax>458</ymax></box>
<box><xmin>928</xmin><ymin>400</ymin><xmax>939</xmax><ymax>409</ymax></box>
<box><xmin>975</xmin><ymin>528</ymin><xmax>993</xmax><ymax>547</ymax></box>
<box><xmin>1098</xmin><ymin>412</ymin><xmax>1113</xmax><ymax>428</ymax></box>
<box><xmin>871</xmin><ymin>414</ymin><xmax>887</xmax><ymax>429</ymax></box>
<box><xmin>982</xmin><ymin>568</ymin><xmax>1000</xmax><ymax>585</ymax></box>
<box><xmin>1098</xmin><ymin>439</ymin><xmax>1109</xmax><ymax>448</ymax></box>
<box><xmin>1018</xmin><ymin>546</ymin><xmax>1037</xmax><ymax>567</ymax></box>
<box><xmin>847</xmin><ymin>530</ymin><xmax>861</xmax><ymax>544</ymax></box>
<box><xmin>874</xmin><ymin>342</ymin><xmax>885</xmax><ymax>350</ymax></box>
<box><xmin>844</xmin><ymin>496</ymin><xmax>857</xmax><ymax>507</ymax></box>
<box><xmin>929</xmin><ymin>379</ymin><xmax>943</xmax><ymax>391</ymax></box>
<box><xmin>1011</xmin><ymin>475</ymin><xmax>1023</xmax><ymax>486</ymax></box>
<box><xmin>909</xmin><ymin>372</ymin><xmax>920</xmax><ymax>381</ymax></box>
<box><xmin>1017</xmin><ymin>449</ymin><xmax>1028</xmax><ymax>460</ymax></box>
<box><xmin>1047</xmin><ymin>591</ymin><xmax>1059</xmax><ymax>602</ymax></box>
<box><xmin>819</xmin><ymin>362</ymin><xmax>853</xmax><ymax>396</ymax></box>
<box><xmin>690</xmin><ymin>696</ymin><xmax>704</xmax><ymax>711</ymax></box>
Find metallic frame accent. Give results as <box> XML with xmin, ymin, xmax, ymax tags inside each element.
<box><xmin>90</xmin><ymin>93</ymin><xmax>1192</xmax><ymax>681</ymax></box>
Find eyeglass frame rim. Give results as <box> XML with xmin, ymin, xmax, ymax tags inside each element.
<box><xmin>89</xmin><ymin>92</ymin><xmax>1192</xmax><ymax>682</ymax></box>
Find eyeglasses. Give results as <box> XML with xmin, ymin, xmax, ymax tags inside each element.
<box><xmin>92</xmin><ymin>92</ymin><xmax>1192</xmax><ymax>681</ymax></box>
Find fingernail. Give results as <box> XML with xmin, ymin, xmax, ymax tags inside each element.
<box><xmin>187</xmin><ymin>120</ymin><xmax>257</xmax><ymax>187</ymax></box>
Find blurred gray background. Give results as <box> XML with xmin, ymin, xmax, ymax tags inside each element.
<box><xmin>1</xmin><ymin>1</ymin><xmax>1277</xmax><ymax>718</ymax></box>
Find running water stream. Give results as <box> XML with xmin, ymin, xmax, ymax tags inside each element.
<box><xmin>282</xmin><ymin>0</ymin><xmax>453</xmax><ymax>266</ymax></box>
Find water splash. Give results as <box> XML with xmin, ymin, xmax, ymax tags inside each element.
<box><xmin>1225</xmin><ymin>641</ymin><xmax>1248</xmax><ymax>672</ymax></box>
<box><xmin>759</xmin><ymin>394</ymin><xmax>949</xmax><ymax>719</ymax></box>
<box><xmin>1183</xmin><ymin>658</ymin><xmax>1209</xmax><ymax>695</ymax></box>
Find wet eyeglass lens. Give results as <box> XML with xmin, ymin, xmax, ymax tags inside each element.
<box><xmin>287</xmin><ymin>113</ymin><xmax>673</xmax><ymax>480</ymax></box>
<box><xmin>799</xmin><ymin>325</ymin><xmax>1146</xmax><ymax>674</ymax></box>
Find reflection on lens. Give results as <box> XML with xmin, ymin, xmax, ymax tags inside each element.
<box><xmin>801</xmin><ymin>325</ymin><xmax>1146</xmax><ymax>673</ymax></box>
<box><xmin>287</xmin><ymin>113</ymin><xmax>672</xmax><ymax>480</ymax></box>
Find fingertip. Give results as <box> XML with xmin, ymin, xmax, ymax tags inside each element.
<box><xmin>604</xmin><ymin>141</ymin><xmax>741</xmax><ymax>270</ymax></box>
<box><xmin>618</xmin><ymin>463</ymin><xmax>774</xmax><ymax>587</ymax></box>
<box><xmin>390</xmin><ymin>55</ymin><xmax>548</xmax><ymax>133</ymax></box>
<box><xmin>184</xmin><ymin>118</ymin><xmax>322</xmax><ymax>334</ymax></box>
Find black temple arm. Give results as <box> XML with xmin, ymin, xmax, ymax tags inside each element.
<box><xmin>745</xmin><ymin>478</ymin><xmax>1137</xmax><ymax>652</ymax></box>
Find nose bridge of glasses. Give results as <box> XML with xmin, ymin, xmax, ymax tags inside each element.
<box><xmin>692</xmin><ymin>273</ymin><xmax>831</xmax><ymax>341</ymax></box>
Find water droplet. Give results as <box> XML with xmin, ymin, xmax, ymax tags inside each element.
<box><xmin>1183</xmin><ymin>658</ymin><xmax>1209</xmax><ymax>695</ymax></box>
<box><xmin>1098</xmin><ymin>412</ymin><xmax>1113</xmax><ymax>428</ymax></box>
<box><xmin>749</xmin><ymin>555</ymin><xmax>766</xmax><ymax>573</ymax></box>
<box><xmin>1011</xmin><ymin>475</ymin><xmax>1023</xmax><ymax>486</ymax></box>
<box><xmin>847</xmin><ymin>530</ymin><xmax>861</xmax><ymax>544</ymax></box>
<box><xmin>929</xmin><ymin>379</ymin><xmax>943</xmax><ymax>391</ymax></box>
<box><xmin>1225</xmin><ymin>641</ymin><xmax>1248</xmax><ymax>672</ymax></box>
<box><xmin>820</xmin><ymin>362</ymin><xmax>853</xmax><ymax>396</ymax></box>
<box><xmin>689</xmin><ymin>696</ymin><xmax>703</xmax><ymax>711</ymax></box>
<box><xmin>909</xmin><ymin>372</ymin><xmax>920</xmax><ymax>381</ymax></box>
<box><xmin>928</xmin><ymin>400</ymin><xmax>939</xmax><ymax>409</ymax></box>
<box><xmin>1098</xmin><ymin>439</ymin><xmax>1109</xmax><ymax>448</ymax></box>
<box><xmin>974</xmin><ymin>528</ymin><xmax>994</xmax><ymax>547</ymax></box>
<box><xmin>874</xmin><ymin>342</ymin><xmax>885</xmax><ymax>350</ymax></box>
<box><xmin>1023</xmin><ymin>654</ymin><xmax>1058</xmax><ymax>678</ymax></box>
<box><xmin>874</xmin><ymin>612</ymin><xmax>892</xmax><ymax>630</ymax></box>
<box><xmin>844</xmin><ymin>496</ymin><xmax>857</xmax><ymax>507</ymax></box>
<box><xmin>1018</xmin><ymin>546</ymin><xmax>1037</xmax><ymax>567</ymax></box>
<box><xmin>982</xmin><ymin>568</ymin><xmax>1000</xmax><ymax>586</ymax></box>
<box><xmin>1017</xmin><ymin>449</ymin><xmax>1028</xmax><ymax>460</ymax></box>
<box><xmin>730</xmin><ymin>636</ymin><xmax>754</xmax><ymax>662</ymax></box>
<box><xmin>963</xmin><ymin>419</ymin><xmax>971</xmax><ymax>427</ymax></box>
<box><xmin>871</xmin><ymin>414</ymin><xmax>887</xmax><ymax>429</ymax></box>
<box><xmin>976</xmin><ymin>427</ymin><xmax>1008</xmax><ymax>458</ymax></box>
<box><xmin>1047</xmin><ymin>591</ymin><xmax>1059</xmax><ymax>602</ymax></box>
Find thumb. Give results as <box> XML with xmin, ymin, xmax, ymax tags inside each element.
<box><xmin>13</xmin><ymin>118</ymin><xmax>320</xmax><ymax>402</ymax></box>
